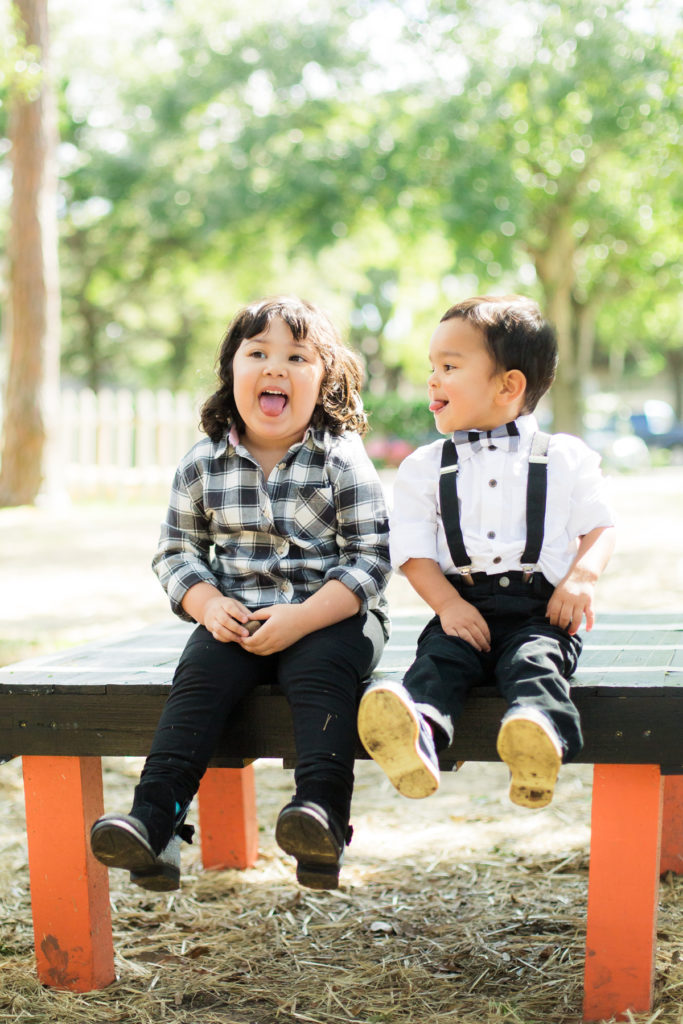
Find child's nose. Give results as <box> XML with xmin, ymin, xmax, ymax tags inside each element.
<box><xmin>264</xmin><ymin>359</ymin><xmax>287</xmax><ymax>376</ymax></box>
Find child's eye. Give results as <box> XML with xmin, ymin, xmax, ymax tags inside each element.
<box><xmin>289</xmin><ymin>353</ymin><xmax>306</xmax><ymax>363</ymax></box>
<box><xmin>247</xmin><ymin>349</ymin><xmax>266</xmax><ymax>359</ymax></box>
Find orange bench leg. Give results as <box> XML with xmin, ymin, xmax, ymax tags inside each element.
<box><xmin>197</xmin><ymin>765</ymin><xmax>259</xmax><ymax>869</ymax></box>
<box><xmin>583</xmin><ymin>764</ymin><xmax>663</xmax><ymax>1022</ymax></box>
<box><xmin>22</xmin><ymin>755</ymin><xmax>115</xmax><ymax>991</ymax></box>
<box><xmin>660</xmin><ymin>775</ymin><xmax>683</xmax><ymax>875</ymax></box>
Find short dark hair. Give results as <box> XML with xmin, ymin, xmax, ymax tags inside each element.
<box><xmin>440</xmin><ymin>295</ymin><xmax>558</xmax><ymax>413</ymax></box>
<box><xmin>200</xmin><ymin>296</ymin><xmax>368</xmax><ymax>441</ymax></box>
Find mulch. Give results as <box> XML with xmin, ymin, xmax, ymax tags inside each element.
<box><xmin>1</xmin><ymin>756</ymin><xmax>682</xmax><ymax>1024</ymax></box>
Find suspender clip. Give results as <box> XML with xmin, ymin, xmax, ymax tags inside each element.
<box><xmin>521</xmin><ymin>565</ymin><xmax>536</xmax><ymax>583</ymax></box>
<box><xmin>458</xmin><ymin>566</ymin><xmax>475</xmax><ymax>586</ymax></box>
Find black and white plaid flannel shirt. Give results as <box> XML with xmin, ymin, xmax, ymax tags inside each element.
<box><xmin>152</xmin><ymin>425</ymin><xmax>391</xmax><ymax>637</ymax></box>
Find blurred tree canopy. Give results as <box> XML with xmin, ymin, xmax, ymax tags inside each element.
<box><xmin>1</xmin><ymin>0</ymin><xmax>681</xmax><ymax>437</ymax></box>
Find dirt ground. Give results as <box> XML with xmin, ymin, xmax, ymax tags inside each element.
<box><xmin>0</xmin><ymin>466</ymin><xmax>682</xmax><ymax>1023</ymax></box>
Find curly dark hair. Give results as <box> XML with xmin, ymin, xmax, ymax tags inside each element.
<box><xmin>441</xmin><ymin>295</ymin><xmax>558</xmax><ymax>413</ymax></box>
<box><xmin>200</xmin><ymin>296</ymin><xmax>368</xmax><ymax>441</ymax></box>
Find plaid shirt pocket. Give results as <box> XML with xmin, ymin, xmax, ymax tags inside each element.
<box><xmin>294</xmin><ymin>485</ymin><xmax>336</xmax><ymax>537</ymax></box>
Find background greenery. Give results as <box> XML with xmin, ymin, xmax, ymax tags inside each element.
<box><xmin>0</xmin><ymin>0</ymin><xmax>681</xmax><ymax>431</ymax></box>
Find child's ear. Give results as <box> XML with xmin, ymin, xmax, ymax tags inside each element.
<box><xmin>496</xmin><ymin>369</ymin><xmax>526</xmax><ymax>409</ymax></box>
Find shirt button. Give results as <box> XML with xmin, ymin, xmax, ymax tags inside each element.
<box><xmin>499</xmin><ymin>575</ymin><xmax>510</xmax><ymax>587</ymax></box>
<box><xmin>488</xmin><ymin>445</ymin><xmax>496</xmax><ymax>451</ymax></box>
<box><xmin>487</xmin><ymin>531</ymin><xmax>496</xmax><ymax>539</ymax></box>
<box><xmin>278</xmin><ymin>461</ymin><xmax>286</xmax><ymax>470</ymax></box>
<box><xmin>489</xmin><ymin>479</ymin><xmax>498</xmax><ymax>487</ymax></box>
<box><xmin>493</xmin><ymin>556</ymin><xmax>502</xmax><ymax>564</ymax></box>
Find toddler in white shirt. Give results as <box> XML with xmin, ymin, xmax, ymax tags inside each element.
<box><xmin>358</xmin><ymin>294</ymin><xmax>615</xmax><ymax>808</ymax></box>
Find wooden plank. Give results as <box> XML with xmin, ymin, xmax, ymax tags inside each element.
<box><xmin>197</xmin><ymin>766</ymin><xmax>259</xmax><ymax>869</ymax></box>
<box><xmin>579</xmin><ymin>647</ymin><xmax>682</xmax><ymax>668</ymax></box>
<box><xmin>1</xmin><ymin>613</ymin><xmax>682</xmax><ymax>765</ymax></box>
<box><xmin>660</xmin><ymin>775</ymin><xmax>683</xmax><ymax>875</ymax></box>
<box><xmin>23</xmin><ymin>756</ymin><xmax>115</xmax><ymax>991</ymax></box>
<box><xmin>583</xmin><ymin>764</ymin><xmax>662</xmax><ymax>1021</ymax></box>
<box><xmin>595</xmin><ymin>613</ymin><xmax>683</xmax><ymax>625</ymax></box>
<box><xmin>3</xmin><ymin>687</ymin><xmax>683</xmax><ymax>767</ymax></box>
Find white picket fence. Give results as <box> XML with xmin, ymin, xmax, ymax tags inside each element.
<box><xmin>60</xmin><ymin>388</ymin><xmax>203</xmax><ymax>494</ymax></box>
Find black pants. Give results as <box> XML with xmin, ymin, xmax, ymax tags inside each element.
<box><xmin>139</xmin><ymin>611</ymin><xmax>386</xmax><ymax>826</ymax></box>
<box><xmin>403</xmin><ymin>573</ymin><xmax>583</xmax><ymax>761</ymax></box>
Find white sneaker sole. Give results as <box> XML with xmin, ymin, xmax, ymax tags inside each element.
<box><xmin>358</xmin><ymin>685</ymin><xmax>439</xmax><ymax>799</ymax></box>
<box><xmin>496</xmin><ymin>717</ymin><xmax>561</xmax><ymax>808</ymax></box>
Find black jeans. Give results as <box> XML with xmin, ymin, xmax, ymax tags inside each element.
<box><xmin>139</xmin><ymin>611</ymin><xmax>386</xmax><ymax>826</ymax></box>
<box><xmin>403</xmin><ymin>573</ymin><xmax>583</xmax><ymax>761</ymax></box>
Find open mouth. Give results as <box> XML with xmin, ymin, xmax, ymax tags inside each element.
<box><xmin>259</xmin><ymin>389</ymin><xmax>288</xmax><ymax>416</ymax></box>
<box><xmin>429</xmin><ymin>399</ymin><xmax>448</xmax><ymax>413</ymax></box>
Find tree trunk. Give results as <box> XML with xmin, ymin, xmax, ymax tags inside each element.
<box><xmin>574</xmin><ymin>297</ymin><xmax>599</xmax><ymax>381</ymax></box>
<box><xmin>533</xmin><ymin>221</ymin><xmax>583</xmax><ymax>436</ymax></box>
<box><xmin>0</xmin><ymin>0</ymin><xmax>61</xmax><ymax>507</ymax></box>
<box><xmin>665</xmin><ymin>349</ymin><xmax>683</xmax><ymax>420</ymax></box>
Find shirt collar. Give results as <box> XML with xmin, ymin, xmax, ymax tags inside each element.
<box><xmin>217</xmin><ymin>424</ymin><xmax>330</xmax><ymax>459</ymax></box>
<box><xmin>452</xmin><ymin>414</ymin><xmax>538</xmax><ymax>462</ymax></box>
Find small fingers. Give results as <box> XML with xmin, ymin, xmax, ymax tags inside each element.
<box><xmin>209</xmin><ymin>613</ymin><xmax>251</xmax><ymax>642</ymax></box>
<box><xmin>547</xmin><ymin>600</ymin><xmax>584</xmax><ymax>635</ymax></box>
<box><xmin>446</xmin><ymin>622</ymin><xmax>490</xmax><ymax>652</ymax></box>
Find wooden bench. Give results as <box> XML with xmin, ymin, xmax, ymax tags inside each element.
<box><xmin>1</xmin><ymin>610</ymin><xmax>682</xmax><ymax>1022</ymax></box>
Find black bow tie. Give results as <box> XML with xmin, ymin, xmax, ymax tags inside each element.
<box><xmin>451</xmin><ymin>422</ymin><xmax>520</xmax><ymax>452</ymax></box>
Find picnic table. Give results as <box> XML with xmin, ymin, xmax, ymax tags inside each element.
<box><xmin>1</xmin><ymin>609</ymin><xmax>682</xmax><ymax>1022</ymax></box>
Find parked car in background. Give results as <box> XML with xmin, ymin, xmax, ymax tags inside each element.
<box><xmin>629</xmin><ymin>400</ymin><xmax>683</xmax><ymax>454</ymax></box>
<box><xmin>582</xmin><ymin>394</ymin><xmax>651</xmax><ymax>471</ymax></box>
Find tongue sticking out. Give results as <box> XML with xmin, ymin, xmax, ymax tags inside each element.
<box><xmin>259</xmin><ymin>392</ymin><xmax>287</xmax><ymax>416</ymax></box>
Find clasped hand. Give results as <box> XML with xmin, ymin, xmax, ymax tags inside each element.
<box><xmin>202</xmin><ymin>595</ymin><xmax>307</xmax><ymax>654</ymax></box>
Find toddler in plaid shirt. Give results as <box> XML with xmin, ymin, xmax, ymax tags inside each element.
<box><xmin>91</xmin><ymin>296</ymin><xmax>391</xmax><ymax>891</ymax></box>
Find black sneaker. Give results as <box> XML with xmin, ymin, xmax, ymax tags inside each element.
<box><xmin>357</xmin><ymin>680</ymin><xmax>440</xmax><ymax>798</ymax></box>
<box><xmin>275</xmin><ymin>800</ymin><xmax>350</xmax><ymax>891</ymax></box>
<box><xmin>90</xmin><ymin>813</ymin><xmax>181</xmax><ymax>891</ymax></box>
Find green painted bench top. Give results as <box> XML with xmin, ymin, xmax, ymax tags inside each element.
<box><xmin>1</xmin><ymin>611</ymin><xmax>682</xmax><ymax>770</ymax></box>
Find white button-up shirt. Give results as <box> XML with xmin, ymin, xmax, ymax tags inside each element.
<box><xmin>389</xmin><ymin>414</ymin><xmax>614</xmax><ymax>586</ymax></box>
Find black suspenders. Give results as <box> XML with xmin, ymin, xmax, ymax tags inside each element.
<box><xmin>519</xmin><ymin>431</ymin><xmax>552</xmax><ymax>577</ymax></box>
<box><xmin>439</xmin><ymin>431</ymin><xmax>551</xmax><ymax>585</ymax></box>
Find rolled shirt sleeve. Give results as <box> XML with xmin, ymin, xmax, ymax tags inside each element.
<box><xmin>324</xmin><ymin>433</ymin><xmax>392</xmax><ymax>614</ymax></box>
<box><xmin>152</xmin><ymin>457</ymin><xmax>220</xmax><ymax>621</ymax></box>
<box><xmin>560</xmin><ymin>437</ymin><xmax>615</xmax><ymax>538</ymax></box>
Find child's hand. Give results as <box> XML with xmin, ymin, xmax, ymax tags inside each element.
<box><xmin>240</xmin><ymin>604</ymin><xmax>309</xmax><ymax>655</ymax></box>
<box><xmin>439</xmin><ymin>597</ymin><xmax>491</xmax><ymax>652</ymax></box>
<box><xmin>203</xmin><ymin>595</ymin><xmax>254</xmax><ymax>643</ymax></box>
<box><xmin>546</xmin><ymin>577</ymin><xmax>595</xmax><ymax>634</ymax></box>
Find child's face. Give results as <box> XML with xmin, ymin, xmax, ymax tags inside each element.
<box><xmin>428</xmin><ymin>318</ymin><xmax>510</xmax><ymax>433</ymax></box>
<box><xmin>232</xmin><ymin>316</ymin><xmax>325</xmax><ymax>452</ymax></box>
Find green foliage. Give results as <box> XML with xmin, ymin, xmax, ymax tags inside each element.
<box><xmin>0</xmin><ymin>0</ymin><xmax>43</xmax><ymax>135</ymax></box>
<box><xmin>1</xmin><ymin>0</ymin><xmax>680</xmax><ymax>416</ymax></box>
<box><xmin>363</xmin><ymin>391</ymin><xmax>436</xmax><ymax>442</ymax></box>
